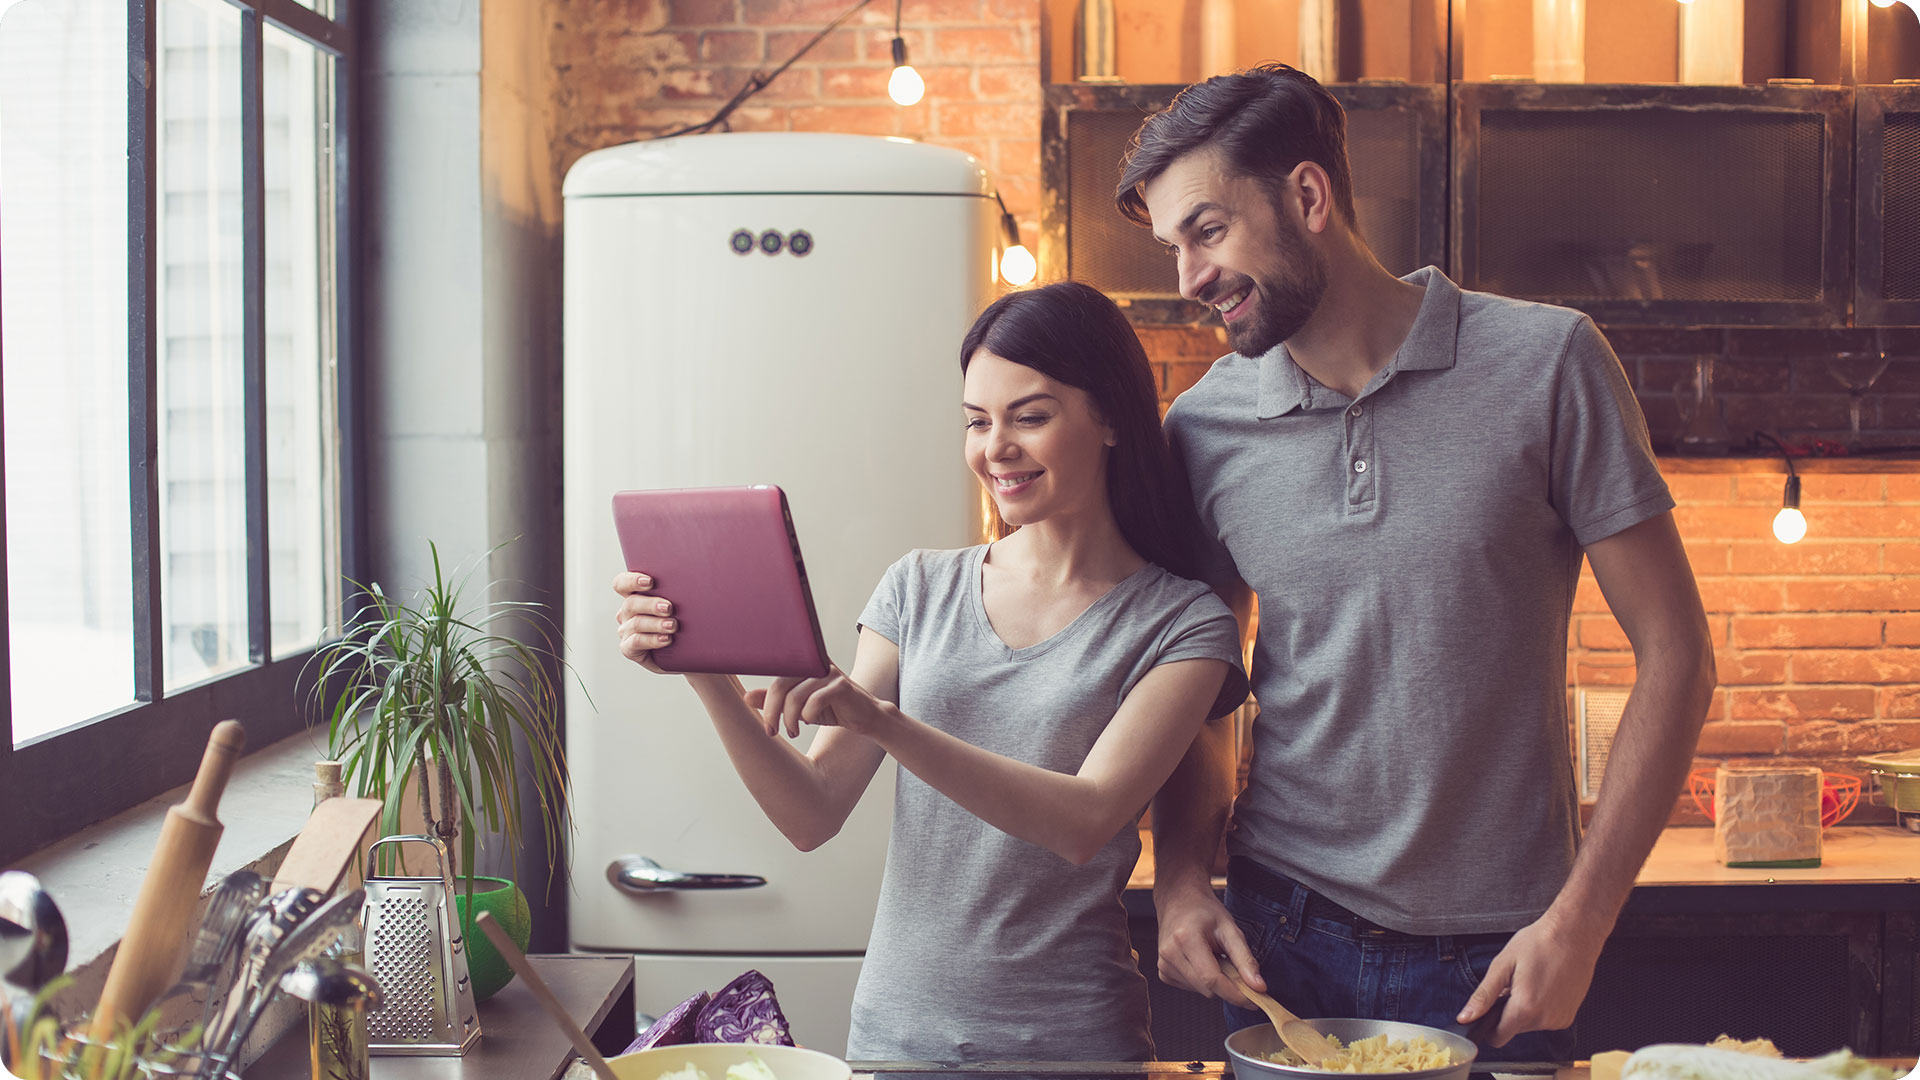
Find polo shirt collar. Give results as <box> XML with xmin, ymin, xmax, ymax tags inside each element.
<box><xmin>1253</xmin><ymin>265</ymin><xmax>1461</xmax><ymax>420</ymax></box>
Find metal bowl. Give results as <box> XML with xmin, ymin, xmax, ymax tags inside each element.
<box><xmin>1225</xmin><ymin>1019</ymin><xmax>1475</xmax><ymax>1080</ymax></box>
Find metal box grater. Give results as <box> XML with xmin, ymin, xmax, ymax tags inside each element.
<box><xmin>363</xmin><ymin>835</ymin><xmax>482</xmax><ymax>1056</ymax></box>
<box><xmin>1575</xmin><ymin>687</ymin><xmax>1629</xmax><ymax>804</ymax></box>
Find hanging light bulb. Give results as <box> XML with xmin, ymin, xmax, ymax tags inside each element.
<box><xmin>888</xmin><ymin>36</ymin><xmax>924</xmax><ymax>106</ymax></box>
<box><xmin>1000</xmin><ymin>243</ymin><xmax>1037</xmax><ymax>286</ymax></box>
<box><xmin>991</xmin><ymin>194</ymin><xmax>1036</xmax><ymax>285</ymax></box>
<box><xmin>1773</xmin><ymin>474</ymin><xmax>1807</xmax><ymax>545</ymax></box>
<box><xmin>1872</xmin><ymin>0</ymin><xmax>1920</xmax><ymax>14</ymax></box>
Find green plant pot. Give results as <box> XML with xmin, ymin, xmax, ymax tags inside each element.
<box><xmin>453</xmin><ymin>875</ymin><xmax>531</xmax><ymax>1002</ymax></box>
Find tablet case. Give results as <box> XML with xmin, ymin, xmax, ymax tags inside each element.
<box><xmin>611</xmin><ymin>485</ymin><xmax>831</xmax><ymax>678</ymax></box>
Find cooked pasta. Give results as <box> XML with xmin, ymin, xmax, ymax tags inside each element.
<box><xmin>1265</xmin><ymin>1032</ymin><xmax>1456</xmax><ymax>1073</ymax></box>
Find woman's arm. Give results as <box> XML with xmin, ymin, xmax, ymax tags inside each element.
<box><xmin>617</xmin><ymin>564</ymin><xmax>897</xmax><ymax>850</ymax></box>
<box><xmin>767</xmin><ymin>657</ymin><xmax>1230</xmax><ymax>865</ymax></box>
<box><xmin>682</xmin><ymin>665</ymin><xmax>890</xmax><ymax>852</ymax></box>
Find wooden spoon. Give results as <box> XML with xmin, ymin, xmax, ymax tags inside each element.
<box><xmin>475</xmin><ymin>912</ymin><xmax>622</xmax><ymax>1080</ymax></box>
<box><xmin>1215</xmin><ymin>956</ymin><xmax>1340</xmax><ymax>1068</ymax></box>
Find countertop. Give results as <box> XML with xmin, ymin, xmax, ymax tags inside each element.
<box><xmin>250</xmin><ymin>954</ymin><xmax>636</xmax><ymax>1080</ymax></box>
<box><xmin>1127</xmin><ymin>825</ymin><xmax>1920</xmax><ymax>893</ymax></box>
<box><xmin>843</xmin><ymin>1061</ymin><xmax>1918</xmax><ymax>1079</ymax></box>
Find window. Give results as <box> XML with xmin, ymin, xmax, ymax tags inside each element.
<box><xmin>0</xmin><ymin>0</ymin><xmax>357</xmax><ymax>862</ymax></box>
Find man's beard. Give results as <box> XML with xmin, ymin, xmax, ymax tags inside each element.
<box><xmin>1224</xmin><ymin>213</ymin><xmax>1330</xmax><ymax>358</ymax></box>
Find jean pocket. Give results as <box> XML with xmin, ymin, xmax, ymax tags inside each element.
<box><xmin>1223</xmin><ymin>887</ymin><xmax>1278</xmax><ymax>960</ymax></box>
<box><xmin>1451</xmin><ymin>936</ymin><xmax>1508</xmax><ymax>994</ymax></box>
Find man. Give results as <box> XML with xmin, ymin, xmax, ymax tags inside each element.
<box><xmin>1116</xmin><ymin>64</ymin><xmax>1716</xmax><ymax>1060</ymax></box>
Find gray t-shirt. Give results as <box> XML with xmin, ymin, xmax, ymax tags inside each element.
<box><xmin>1164</xmin><ymin>267</ymin><xmax>1672</xmax><ymax>936</ymax></box>
<box><xmin>846</xmin><ymin>544</ymin><xmax>1244</xmax><ymax>1062</ymax></box>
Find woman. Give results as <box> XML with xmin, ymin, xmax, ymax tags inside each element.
<box><xmin>613</xmin><ymin>281</ymin><xmax>1248</xmax><ymax>1062</ymax></box>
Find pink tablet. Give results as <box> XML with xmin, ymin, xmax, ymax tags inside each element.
<box><xmin>611</xmin><ymin>485</ymin><xmax>831</xmax><ymax>678</ymax></box>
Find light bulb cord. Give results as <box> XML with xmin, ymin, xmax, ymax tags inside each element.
<box><xmin>1753</xmin><ymin>429</ymin><xmax>1800</xmax><ymax>508</ymax></box>
<box><xmin>657</xmin><ymin>0</ymin><xmax>875</xmax><ymax>138</ymax></box>
<box><xmin>991</xmin><ymin>188</ymin><xmax>1021</xmax><ymax>247</ymax></box>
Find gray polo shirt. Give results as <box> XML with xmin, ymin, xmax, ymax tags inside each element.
<box><xmin>1165</xmin><ymin>267</ymin><xmax>1672</xmax><ymax>936</ymax></box>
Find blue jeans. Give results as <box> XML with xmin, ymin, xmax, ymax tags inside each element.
<box><xmin>1221</xmin><ymin>858</ymin><xmax>1577</xmax><ymax>1064</ymax></box>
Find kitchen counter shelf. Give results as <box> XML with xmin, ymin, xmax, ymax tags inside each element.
<box><xmin>1655</xmin><ymin>454</ymin><xmax>1920</xmax><ymax>473</ymax></box>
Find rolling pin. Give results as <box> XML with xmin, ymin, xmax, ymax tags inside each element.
<box><xmin>89</xmin><ymin>720</ymin><xmax>247</xmax><ymax>1040</ymax></box>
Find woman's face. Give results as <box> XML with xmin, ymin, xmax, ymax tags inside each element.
<box><xmin>962</xmin><ymin>350</ymin><xmax>1115</xmax><ymax>529</ymax></box>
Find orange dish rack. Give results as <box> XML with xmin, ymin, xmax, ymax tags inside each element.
<box><xmin>1687</xmin><ymin>769</ymin><xmax>1863</xmax><ymax>829</ymax></box>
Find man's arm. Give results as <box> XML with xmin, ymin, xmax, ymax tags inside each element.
<box><xmin>1460</xmin><ymin>510</ymin><xmax>1715</xmax><ymax>1044</ymax></box>
<box><xmin>1152</xmin><ymin>577</ymin><xmax>1263</xmax><ymax>1004</ymax></box>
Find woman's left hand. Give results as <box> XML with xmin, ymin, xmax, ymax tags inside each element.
<box><xmin>759</xmin><ymin>666</ymin><xmax>897</xmax><ymax>740</ymax></box>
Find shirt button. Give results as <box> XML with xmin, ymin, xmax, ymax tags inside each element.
<box><xmin>1353</xmin><ymin>459</ymin><xmax>1368</xmax><ymax>473</ymax></box>
<box><xmin>1350</xmin><ymin>405</ymin><xmax>1363</xmax><ymax>418</ymax></box>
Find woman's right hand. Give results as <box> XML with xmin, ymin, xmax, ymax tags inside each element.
<box><xmin>613</xmin><ymin>571</ymin><xmax>677</xmax><ymax>673</ymax></box>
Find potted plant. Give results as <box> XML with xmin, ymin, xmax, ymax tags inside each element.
<box><xmin>309</xmin><ymin>541</ymin><xmax>573</xmax><ymax>1001</ymax></box>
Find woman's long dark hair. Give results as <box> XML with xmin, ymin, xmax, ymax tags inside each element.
<box><xmin>960</xmin><ymin>281</ymin><xmax>1209</xmax><ymax>583</ymax></box>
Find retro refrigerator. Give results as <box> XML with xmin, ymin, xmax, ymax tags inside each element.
<box><xmin>561</xmin><ymin>133</ymin><xmax>999</xmax><ymax>1055</ymax></box>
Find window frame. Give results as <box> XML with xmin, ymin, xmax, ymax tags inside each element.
<box><xmin>0</xmin><ymin>0</ymin><xmax>363</xmax><ymax>865</ymax></box>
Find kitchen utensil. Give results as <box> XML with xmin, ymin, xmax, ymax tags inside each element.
<box><xmin>0</xmin><ymin>871</ymin><xmax>68</xmax><ymax>992</ymax></box>
<box><xmin>201</xmin><ymin>886</ymin><xmax>328</xmax><ymax>1058</ymax></box>
<box><xmin>1672</xmin><ymin>353</ymin><xmax>1732</xmax><ymax>455</ymax></box>
<box><xmin>0</xmin><ymin>871</ymin><xmax>67</xmax><ymax>1067</ymax></box>
<box><xmin>269</xmin><ymin>797</ymin><xmax>383</xmax><ymax>895</ymax></box>
<box><xmin>91</xmin><ymin>720</ymin><xmax>247</xmax><ymax>1041</ymax></box>
<box><xmin>277</xmin><ymin>957</ymin><xmax>382</xmax><ymax>1010</ymax></box>
<box><xmin>361</xmin><ymin>835</ymin><xmax>480</xmax><ymax>1056</ymax></box>
<box><xmin>285</xmin><ymin>955</ymin><xmax>380</xmax><ymax>1080</ymax></box>
<box><xmin>1687</xmin><ymin>768</ymin><xmax>1862</xmax><ymax>829</ymax></box>
<box><xmin>1445</xmin><ymin>994</ymin><xmax>1507</xmax><ymax>1047</ymax></box>
<box><xmin>473</xmin><ymin>912</ymin><xmax>618</xmax><ymax>1080</ymax></box>
<box><xmin>1857</xmin><ymin>749</ymin><xmax>1920</xmax><ymax>831</ymax></box>
<box><xmin>1216</xmin><ymin>956</ymin><xmax>1337</xmax><ymax>1067</ymax></box>
<box><xmin>1225</xmin><ymin>1018</ymin><xmax>1474</xmax><ymax>1080</ymax></box>
<box><xmin>215</xmin><ymin>888</ymin><xmax>365</xmax><ymax>1064</ymax></box>
<box><xmin>156</xmin><ymin>869</ymin><xmax>264</xmax><ymax>1040</ymax></box>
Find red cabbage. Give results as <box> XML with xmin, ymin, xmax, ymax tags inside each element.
<box><xmin>623</xmin><ymin>991</ymin><xmax>709</xmax><ymax>1053</ymax></box>
<box><xmin>692</xmin><ymin>970</ymin><xmax>794</xmax><ymax>1046</ymax></box>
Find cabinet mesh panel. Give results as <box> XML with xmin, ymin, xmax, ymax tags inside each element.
<box><xmin>1576</xmin><ymin>934</ymin><xmax>1849</xmax><ymax>1058</ymax></box>
<box><xmin>1476</xmin><ymin>108</ymin><xmax>1825</xmax><ymax>303</ymax></box>
<box><xmin>1347</xmin><ymin>108</ymin><xmax>1420</xmax><ymax>276</ymax></box>
<box><xmin>1884</xmin><ymin>112</ymin><xmax>1920</xmax><ymax>301</ymax></box>
<box><xmin>1067</xmin><ymin>108</ymin><xmax>1174</xmax><ymax>295</ymax></box>
<box><xmin>1065</xmin><ymin>103</ymin><xmax>1427</xmax><ymax>297</ymax></box>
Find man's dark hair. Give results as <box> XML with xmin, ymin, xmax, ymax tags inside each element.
<box><xmin>1115</xmin><ymin>63</ymin><xmax>1356</xmax><ymax>229</ymax></box>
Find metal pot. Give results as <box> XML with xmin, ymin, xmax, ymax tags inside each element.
<box><xmin>1225</xmin><ymin>1020</ymin><xmax>1474</xmax><ymax>1080</ymax></box>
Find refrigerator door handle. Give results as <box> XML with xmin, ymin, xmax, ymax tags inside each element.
<box><xmin>607</xmin><ymin>856</ymin><xmax>768</xmax><ymax>893</ymax></box>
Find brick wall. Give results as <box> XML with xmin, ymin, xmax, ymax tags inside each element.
<box><xmin>1571</xmin><ymin>468</ymin><xmax>1920</xmax><ymax>826</ymax></box>
<box><xmin>550</xmin><ymin>0</ymin><xmax>1044</xmax><ymax>247</ymax></box>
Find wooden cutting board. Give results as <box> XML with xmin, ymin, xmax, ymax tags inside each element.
<box><xmin>271</xmin><ymin>796</ymin><xmax>383</xmax><ymax>894</ymax></box>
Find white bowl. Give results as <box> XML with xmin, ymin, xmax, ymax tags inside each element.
<box><xmin>609</xmin><ymin>1043</ymin><xmax>853</xmax><ymax>1080</ymax></box>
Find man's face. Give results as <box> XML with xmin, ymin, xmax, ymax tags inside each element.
<box><xmin>1140</xmin><ymin>149</ymin><xmax>1329</xmax><ymax>357</ymax></box>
